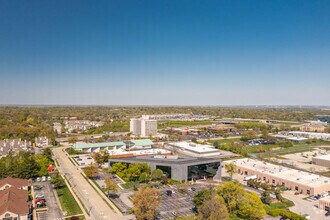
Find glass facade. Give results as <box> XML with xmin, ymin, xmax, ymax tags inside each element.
<box><xmin>156</xmin><ymin>165</ymin><xmax>172</xmax><ymax>178</ymax></box>
<box><xmin>188</xmin><ymin>162</ymin><xmax>220</xmax><ymax>180</ymax></box>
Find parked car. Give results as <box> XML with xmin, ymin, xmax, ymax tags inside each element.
<box><xmin>35</xmin><ymin>194</ymin><xmax>45</xmax><ymax>199</ymax></box>
<box><xmin>34</xmin><ymin>198</ymin><xmax>46</xmax><ymax>204</ymax></box>
<box><xmin>325</xmin><ymin>212</ymin><xmax>330</xmax><ymax>216</ymax></box>
<box><xmin>303</xmin><ymin>214</ymin><xmax>310</xmax><ymax>220</ymax></box>
<box><xmin>36</xmin><ymin>177</ymin><xmax>41</xmax><ymax>182</ymax></box>
<box><xmin>47</xmin><ymin>176</ymin><xmax>51</xmax><ymax>181</ymax></box>
<box><xmin>77</xmin><ymin>159</ymin><xmax>82</xmax><ymax>161</ymax></box>
<box><xmin>87</xmin><ymin>157</ymin><xmax>92</xmax><ymax>159</ymax></box>
<box><xmin>36</xmin><ymin>201</ymin><xmax>46</xmax><ymax>208</ymax></box>
<box><xmin>34</xmin><ymin>185</ymin><xmax>42</xmax><ymax>191</ymax></box>
<box><xmin>42</xmin><ymin>176</ymin><xmax>46</xmax><ymax>182</ymax></box>
<box><xmin>294</xmin><ymin>192</ymin><xmax>300</xmax><ymax>195</ymax></box>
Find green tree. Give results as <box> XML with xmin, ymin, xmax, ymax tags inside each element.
<box><xmin>237</xmin><ymin>192</ymin><xmax>266</xmax><ymax>220</ymax></box>
<box><xmin>93</xmin><ymin>152</ymin><xmax>104</xmax><ymax>165</ymax></box>
<box><xmin>110</xmin><ymin>162</ymin><xmax>127</xmax><ymax>174</ymax></box>
<box><xmin>51</xmin><ymin>174</ymin><xmax>65</xmax><ymax>189</ymax></box>
<box><xmin>225</xmin><ymin>163</ymin><xmax>237</xmax><ymax>178</ymax></box>
<box><xmin>139</xmin><ymin>172</ymin><xmax>150</xmax><ymax>183</ymax></box>
<box><xmin>197</xmin><ymin>195</ymin><xmax>229</xmax><ymax>220</ymax></box>
<box><xmin>83</xmin><ymin>164</ymin><xmax>99</xmax><ymax>178</ymax></box>
<box><xmin>193</xmin><ymin>189</ymin><xmax>213</xmax><ymax>208</ymax></box>
<box><xmin>43</xmin><ymin>147</ymin><xmax>53</xmax><ymax>161</ymax></box>
<box><xmin>104</xmin><ymin>177</ymin><xmax>118</xmax><ymax>196</ymax></box>
<box><xmin>217</xmin><ymin>181</ymin><xmax>245</xmax><ymax>213</ymax></box>
<box><xmin>261</xmin><ymin>190</ymin><xmax>272</xmax><ymax>205</ymax></box>
<box><xmin>241</xmin><ymin>130</ymin><xmax>258</xmax><ymax>141</ymax></box>
<box><xmin>151</xmin><ymin>169</ymin><xmax>163</xmax><ymax>180</ymax></box>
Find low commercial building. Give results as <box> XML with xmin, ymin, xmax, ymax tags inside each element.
<box><xmin>319</xmin><ymin>197</ymin><xmax>330</xmax><ymax>211</ymax></box>
<box><xmin>73</xmin><ymin>139</ymin><xmax>154</xmax><ymax>153</ymax></box>
<box><xmin>312</xmin><ymin>155</ymin><xmax>330</xmax><ymax>167</ymax></box>
<box><xmin>289</xmin><ymin>131</ymin><xmax>330</xmax><ymax>141</ymax></box>
<box><xmin>272</xmin><ymin>134</ymin><xmax>308</xmax><ymax>143</ymax></box>
<box><xmin>300</xmin><ymin>123</ymin><xmax>326</xmax><ymax>133</ymax></box>
<box><xmin>164</xmin><ymin>141</ymin><xmax>235</xmax><ymax>158</ymax></box>
<box><xmin>223</xmin><ymin>158</ymin><xmax>330</xmax><ymax>196</ymax></box>
<box><xmin>0</xmin><ymin>187</ymin><xmax>30</xmax><ymax>220</ymax></box>
<box><xmin>109</xmin><ymin>155</ymin><xmax>221</xmax><ymax>181</ymax></box>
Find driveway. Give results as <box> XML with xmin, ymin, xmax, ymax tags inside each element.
<box><xmin>283</xmin><ymin>191</ymin><xmax>329</xmax><ymax>220</ymax></box>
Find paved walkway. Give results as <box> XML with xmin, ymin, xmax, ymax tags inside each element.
<box><xmin>53</xmin><ymin>147</ymin><xmax>127</xmax><ymax>220</ymax></box>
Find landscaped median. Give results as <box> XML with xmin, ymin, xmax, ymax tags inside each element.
<box><xmin>265</xmin><ymin>199</ymin><xmax>307</xmax><ymax>220</ymax></box>
<box><xmin>51</xmin><ymin>174</ymin><xmax>83</xmax><ymax>217</ymax></box>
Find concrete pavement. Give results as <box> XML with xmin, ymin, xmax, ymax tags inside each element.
<box><xmin>283</xmin><ymin>191</ymin><xmax>328</xmax><ymax>220</ymax></box>
<box><xmin>53</xmin><ymin>147</ymin><xmax>127</xmax><ymax>220</ymax></box>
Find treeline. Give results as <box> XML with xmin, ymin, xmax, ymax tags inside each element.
<box><xmin>0</xmin><ymin>149</ymin><xmax>53</xmax><ymax>179</ymax></box>
<box><xmin>0</xmin><ymin>106</ymin><xmax>327</xmax><ymax>140</ymax></box>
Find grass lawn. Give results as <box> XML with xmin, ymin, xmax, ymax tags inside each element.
<box><xmin>56</xmin><ymin>185</ymin><xmax>83</xmax><ymax>216</ymax></box>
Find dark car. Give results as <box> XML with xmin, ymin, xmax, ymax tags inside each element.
<box><xmin>325</xmin><ymin>212</ymin><xmax>330</xmax><ymax>216</ymax></box>
<box><xmin>34</xmin><ymin>185</ymin><xmax>42</xmax><ymax>191</ymax></box>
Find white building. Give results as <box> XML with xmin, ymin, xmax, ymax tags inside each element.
<box><xmin>289</xmin><ymin>131</ymin><xmax>330</xmax><ymax>141</ymax></box>
<box><xmin>312</xmin><ymin>154</ymin><xmax>330</xmax><ymax>167</ymax></box>
<box><xmin>165</xmin><ymin>141</ymin><xmax>235</xmax><ymax>158</ymax></box>
<box><xmin>130</xmin><ymin>115</ymin><xmax>157</xmax><ymax>137</ymax></box>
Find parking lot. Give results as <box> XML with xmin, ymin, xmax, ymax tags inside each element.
<box><xmin>269</xmin><ymin>149</ymin><xmax>330</xmax><ymax>172</ymax></box>
<box><xmin>72</xmin><ymin>154</ymin><xmax>95</xmax><ymax>167</ymax></box>
<box><xmin>94</xmin><ymin>171</ymin><xmax>132</xmax><ymax>213</ymax></box>
<box><xmin>34</xmin><ymin>182</ymin><xmax>63</xmax><ymax>220</ymax></box>
<box><xmin>157</xmin><ymin>185</ymin><xmax>206</xmax><ymax>220</ymax></box>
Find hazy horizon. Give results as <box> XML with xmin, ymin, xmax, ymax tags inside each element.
<box><xmin>1</xmin><ymin>0</ymin><xmax>330</xmax><ymax>105</ymax></box>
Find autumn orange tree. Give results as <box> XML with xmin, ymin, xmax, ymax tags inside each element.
<box><xmin>132</xmin><ymin>186</ymin><xmax>161</xmax><ymax>220</ymax></box>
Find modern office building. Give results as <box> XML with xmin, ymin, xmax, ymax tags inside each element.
<box><xmin>312</xmin><ymin>154</ymin><xmax>330</xmax><ymax>167</ymax></box>
<box><xmin>164</xmin><ymin>141</ymin><xmax>235</xmax><ymax>158</ymax></box>
<box><xmin>130</xmin><ymin>115</ymin><xmax>157</xmax><ymax>137</ymax></box>
<box><xmin>109</xmin><ymin>155</ymin><xmax>221</xmax><ymax>181</ymax></box>
<box><xmin>223</xmin><ymin>158</ymin><xmax>330</xmax><ymax>196</ymax></box>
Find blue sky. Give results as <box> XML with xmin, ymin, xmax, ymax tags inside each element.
<box><xmin>0</xmin><ymin>0</ymin><xmax>329</xmax><ymax>105</ymax></box>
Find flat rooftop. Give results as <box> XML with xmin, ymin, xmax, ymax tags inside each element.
<box><xmin>313</xmin><ymin>154</ymin><xmax>330</xmax><ymax>161</ymax></box>
<box><xmin>225</xmin><ymin>158</ymin><xmax>330</xmax><ymax>187</ymax></box>
<box><xmin>73</xmin><ymin>139</ymin><xmax>153</xmax><ymax>150</ymax></box>
<box><xmin>168</xmin><ymin>142</ymin><xmax>220</xmax><ymax>153</ymax></box>
<box><xmin>109</xmin><ymin>155</ymin><xmax>220</xmax><ymax>165</ymax></box>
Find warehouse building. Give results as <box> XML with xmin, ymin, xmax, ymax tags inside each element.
<box><xmin>312</xmin><ymin>154</ymin><xmax>330</xmax><ymax>167</ymax></box>
<box><xmin>223</xmin><ymin>158</ymin><xmax>330</xmax><ymax>196</ymax></box>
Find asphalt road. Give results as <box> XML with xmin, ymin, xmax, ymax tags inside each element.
<box><xmin>53</xmin><ymin>147</ymin><xmax>126</xmax><ymax>220</ymax></box>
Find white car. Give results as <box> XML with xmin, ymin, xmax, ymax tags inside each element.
<box><xmin>36</xmin><ymin>177</ymin><xmax>41</xmax><ymax>182</ymax></box>
<box><xmin>42</xmin><ymin>176</ymin><xmax>46</xmax><ymax>182</ymax></box>
<box><xmin>47</xmin><ymin>176</ymin><xmax>51</xmax><ymax>181</ymax></box>
<box><xmin>35</xmin><ymin>194</ymin><xmax>44</xmax><ymax>199</ymax></box>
